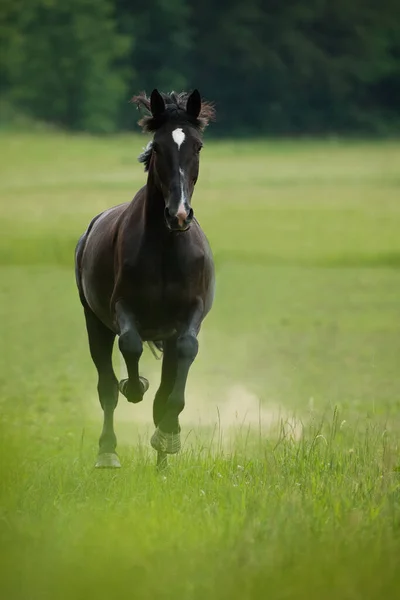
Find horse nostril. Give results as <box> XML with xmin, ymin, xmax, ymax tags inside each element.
<box><xmin>164</xmin><ymin>205</ymin><xmax>193</xmax><ymax>230</ymax></box>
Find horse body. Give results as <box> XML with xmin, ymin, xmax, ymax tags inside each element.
<box><xmin>75</xmin><ymin>89</ymin><xmax>215</xmax><ymax>468</ymax></box>
<box><xmin>77</xmin><ymin>197</ymin><xmax>214</xmax><ymax>340</ymax></box>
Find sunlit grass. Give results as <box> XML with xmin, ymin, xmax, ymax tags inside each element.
<box><xmin>1</xmin><ymin>132</ymin><xmax>399</xmax><ymax>266</ymax></box>
<box><xmin>0</xmin><ymin>132</ymin><xmax>399</xmax><ymax>599</ymax></box>
<box><xmin>1</xmin><ymin>410</ymin><xmax>399</xmax><ymax>600</ymax></box>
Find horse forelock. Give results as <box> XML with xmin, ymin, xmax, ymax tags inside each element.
<box><xmin>131</xmin><ymin>90</ymin><xmax>215</xmax><ymax>133</ymax></box>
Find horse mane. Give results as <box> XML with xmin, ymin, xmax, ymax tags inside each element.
<box><xmin>131</xmin><ymin>91</ymin><xmax>215</xmax><ymax>133</ymax></box>
<box><xmin>138</xmin><ymin>141</ymin><xmax>153</xmax><ymax>172</ymax></box>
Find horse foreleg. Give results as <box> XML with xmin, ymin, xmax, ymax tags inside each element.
<box><xmin>151</xmin><ymin>299</ymin><xmax>203</xmax><ymax>457</ymax></box>
<box><xmin>84</xmin><ymin>307</ymin><xmax>121</xmax><ymax>468</ymax></box>
<box><xmin>152</xmin><ymin>339</ymin><xmax>178</xmax><ymax>469</ymax></box>
<box><xmin>115</xmin><ymin>301</ymin><xmax>149</xmax><ymax>404</ymax></box>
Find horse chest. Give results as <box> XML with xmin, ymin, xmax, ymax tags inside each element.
<box><xmin>122</xmin><ymin>256</ymin><xmax>199</xmax><ymax>322</ymax></box>
<box><xmin>137</xmin><ymin>264</ymin><xmax>195</xmax><ymax>304</ymax></box>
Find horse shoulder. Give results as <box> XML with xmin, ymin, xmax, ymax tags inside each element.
<box><xmin>188</xmin><ymin>224</ymin><xmax>214</xmax><ymax>267</ymax></box>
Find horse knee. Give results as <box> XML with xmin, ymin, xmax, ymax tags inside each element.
<box><xmin>118</xmin><ymin>329</ymin><xmax>143</xmax><ymax>359</ymax></box>
<box><xmin>176</xmin><ymin>334</ymin><xmax>198</xmax><ymax>362</ymax></box>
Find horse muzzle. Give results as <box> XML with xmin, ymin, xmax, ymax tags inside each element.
<box><xmin>164</xmin><ymin>206</ymin><xmax>194</xmax><ymax>232</ymax></box>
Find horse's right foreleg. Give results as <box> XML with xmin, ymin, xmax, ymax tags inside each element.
<box><xmin>84</xmin><ymin>306</ymin><xmax>120</xmax><ymax>468</ymax></box>
<box><xmin>115</xmin><ymin>301</ymin><xmax>149</xmax><ymax>403</ymax></box>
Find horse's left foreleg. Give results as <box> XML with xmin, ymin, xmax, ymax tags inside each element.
<box><xmin>115</xmin><ymin>301</ymin><xmax>149</xmax><ymax>403</ymax></box>
<box><xmin>152</xmin><ymin>339</ymin><xmax>178</xmax><ymax>469</ymax></box>
<box><xmin>151</xmin><ymin>299</ymin><xmax>203</xmax><ymax>456</ymax></box>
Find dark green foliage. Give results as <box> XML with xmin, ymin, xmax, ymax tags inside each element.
<box><xmin>0</xmin><ymin>0</ymin><xmax>131</xmax><ymax>132</ymax></box>
<box><xmin>1</xmin><ymin>0</ymin><xmax>399</xmax><ymax>134</ymax></box>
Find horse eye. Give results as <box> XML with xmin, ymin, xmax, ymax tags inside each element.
<box><xmin>196</xmin><ymin>145</ymin><xmax>203</xmax><ymax>154</ymax></box>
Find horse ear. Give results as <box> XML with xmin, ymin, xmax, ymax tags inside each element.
<box><xmin>186</xmin><ymin>89</ymin><xmax>201</xmax><ymax>119</ymax></box>
<box><xmin>150</xmin><ymin>89</ymin><xmax>165</xmax><ymax>117</ymax></box>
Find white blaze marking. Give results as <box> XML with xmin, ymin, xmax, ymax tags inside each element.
<box><xmin>172</xmin><ymin>128</ymin><xmax>185</xmax><ymax>149</ymax></box>
<box><xmin>178</xmin><ymin>168</ymin><xmax>186</xmax><ymax>211</ymax></box>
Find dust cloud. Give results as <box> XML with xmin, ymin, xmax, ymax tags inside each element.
<box><xmin>87</xmin><ymin>353</ymin><xmax>303</xmax><ymax>449</ymax></box>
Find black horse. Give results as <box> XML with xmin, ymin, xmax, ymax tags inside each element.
<box><xmin>75</xmin><ymin>89</ymin><xmax>216</xmax><ymax>468</ymax></box>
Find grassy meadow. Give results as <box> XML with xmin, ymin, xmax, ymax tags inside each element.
<box><xmin>0</xmin><ymin>131</ymin><xmax>400</xmax><ymax>599</ymax></box>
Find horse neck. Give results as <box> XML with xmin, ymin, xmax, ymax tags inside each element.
<box><xmin>142</xmin><ymin>166</ymin><xmax>166</xmax><ymax>230</ymax></box>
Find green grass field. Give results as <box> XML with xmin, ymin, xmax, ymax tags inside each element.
<box><xmin>0</xmin><ymin>132</ymin><xmax>399</xmax><ymax>599</ymax></box>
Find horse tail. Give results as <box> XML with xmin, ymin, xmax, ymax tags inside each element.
<box><xmin>147</xmin><ymin>341</ymin><xmax>163</xmax><ymax>360</ymax></box>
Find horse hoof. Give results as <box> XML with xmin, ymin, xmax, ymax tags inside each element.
<box><xmin>119</xmin><ymin>379</ymin><xmax>128</xmax><ymax>396</ymax></box>
<box><xmin>95</xmin><ymin>453</ymin><xmax>121</xmax><ymax>468</ymax></box>
<box><xmin>139</xmin><ymin>376</ymin><xmax>150</xmax><ymax>393</ymax></box>
<box><xmin>150</xmin><ymin>427</ymin><xmax>181</xmax><ymax>454</ymax></box>
<box><xmin>119</xmin><ymin>377</ymin><xmax>149</xmax><ymax>402</ymax></box>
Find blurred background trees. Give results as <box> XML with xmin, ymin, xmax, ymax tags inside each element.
<box><xmin>1</xmin><ymin>0</ymin><xmax>399</xmax><ymax>135</ymax></box>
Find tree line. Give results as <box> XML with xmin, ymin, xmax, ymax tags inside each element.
<box><xmin>1</xmin><ymin>0</ymin><xmax>399</xmax><ymax>135</ymax></box>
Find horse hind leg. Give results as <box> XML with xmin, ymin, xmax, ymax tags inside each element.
<box><xmin>84</xmin><ymin>306</ymin><xmax>121</xmax><ymax>468</ymax></box>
